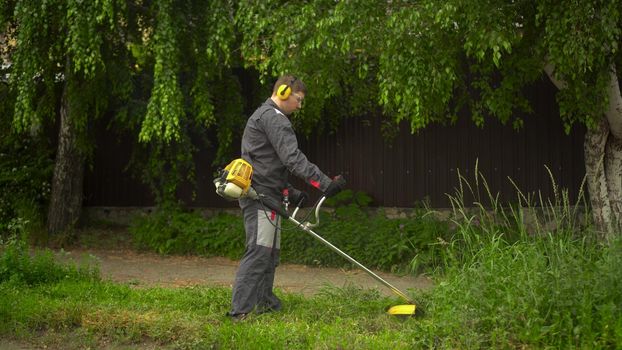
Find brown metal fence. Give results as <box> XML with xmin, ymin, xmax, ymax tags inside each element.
<box><xmin>83</xmin><ymin>78</ymin><xmax>586</xmax><ymax>208</ymax></box>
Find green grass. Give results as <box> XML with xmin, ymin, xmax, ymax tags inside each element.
<box><xmin>1</xmin><ymin>277</ymin><xmax>431</xmax><ymax>349</ymax></box>
<box><xmin>2</xmin><ymin>230</ymin><xmax>621</xmax><ymax>349</ymax></box>
<box><xmin>421</xmin><ymin>164</ymin><xmax>622</xmax><ymax>349</ymax></box>
<box><xmin>422</xmin><ymin>232</ymin><xmax>622</xmax><ymax>348</ymax></box>
<box><xmin>2</xmin><ymin>166</ymin><xmax>622</xmax><ymax>349</ymax></box>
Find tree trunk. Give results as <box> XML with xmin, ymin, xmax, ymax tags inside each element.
<box><xmin>584</xmin><ymin>120</ymin><xmax>622</xmax><ymax>241</ymax></box>
<box><xmin>583</xmin><ymin>118</ymin><xmax>614</xmax><ymax>237</ymax></box>
<box><xmin>603</xmin><ymin>65</ymin><xmax>622</xmax><ymax>239</ymax></box>
<box><xmin>546</xmin><ymin>63</ymin><xmax>622</xmax><ymax>241</ymax></box>
<box><xmin>605</xmin><ymin>134</ymin><xmax>622</xmax><ymax>235</ymax></box>
<box><xmin>46</xmin><ymin>82</ymin><xmax>85</xmax><ymax>234</ymax></box>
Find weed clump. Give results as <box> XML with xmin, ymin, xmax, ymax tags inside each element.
<box><xmin>421</xmin><ymin>162</ymin><xmax>622</xmax><ymax>348</ymax></box>
<box><xmin>0</xmin><ymin>237</ymin><xmax>99</xmax><ymax>286</ymax></box>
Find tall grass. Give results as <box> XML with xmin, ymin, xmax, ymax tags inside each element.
<box><xmin>419</xmin><ymin>163</ymin><xmax>622</xmax><ymax>348</ymax></box>
<box><xmin>0</xmin><ymin>225</ymin><xmax>99</xmax><ymax>287</ymax></box>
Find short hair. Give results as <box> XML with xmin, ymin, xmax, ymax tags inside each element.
<box><xmin>272</xmin><ymin>75</ymin><xmax>307</xmax><ymax>95</ymax></box>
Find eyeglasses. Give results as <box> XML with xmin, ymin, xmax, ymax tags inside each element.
<box><xmin>292</xmin><ymin>93</ymin><xmax>304</xmax><ymax>104</ymax></box>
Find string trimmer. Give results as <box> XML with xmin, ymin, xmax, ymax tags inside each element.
<box><xmin>214</xmin><ymin>159</ymin><xmax>419</xmax><ymax>316</ymax></box>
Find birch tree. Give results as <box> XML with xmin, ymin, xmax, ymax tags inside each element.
<box><xmin>236</xmin><ymin>0</ymin><xmax>622</xmax><ymax>241</ymax></box>
<box><xmin>1</xmin><ymin>0</ymin><xmax>133</xmax><ymax>234</ymax></box>
<box><xmin>1</xmin><ymin>0</ymin><xmax>239</xmax><ymax>233</ymax></box>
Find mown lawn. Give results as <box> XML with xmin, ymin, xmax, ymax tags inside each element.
<box><xmin>2</xmin><ymin>276</ymin><xmax>430</xmax><ymax>349</ymax></box>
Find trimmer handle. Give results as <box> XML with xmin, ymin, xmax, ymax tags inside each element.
<box><xmin>259</xmin><ymin>196</ymin><xmax>290</xmax><ymax>219</ymax></box>
<box><xmin>257</xmin><ymin>193</ymin><xmax>326</xmax><ymax>228</ymax></box>
<box><xmin>293</xmin><ymin>196</ymin><xmax>326</xmax><ymax>228</ymax></box>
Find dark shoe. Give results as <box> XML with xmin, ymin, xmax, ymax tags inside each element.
<box><xmin>228</xmin><ymin>312</ymin><xmax>249</xmax><ymax>323</ymax></box>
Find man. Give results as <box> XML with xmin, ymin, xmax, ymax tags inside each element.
<box><xmin>228</xmin><ymin>74</ymin><xmax>345</xmax><ymax>321</ymax></box>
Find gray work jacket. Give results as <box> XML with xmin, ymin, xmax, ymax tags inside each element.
<box><xmin>241</xmin><ymin>98</ymin><xmax>332</xmax><ymax>200</ymax></box>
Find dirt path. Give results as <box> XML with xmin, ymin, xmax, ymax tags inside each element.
<box><xmin>58</xmin><ymin>247</ymin><xmax>433</xmax><ymax>298</ymax></box>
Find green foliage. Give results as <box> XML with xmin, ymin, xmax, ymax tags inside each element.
<box><xmin>380</xmin><ymin>3</ymin><xmax>462</xmax><ymax>130</ymax></box>
<box><xmin>122</xmin><ymin>0</ymin><xmax>242</xmax><ymax>203</ymax></box>
<box><xmin>235</xmin><ymin>0</ymin><xmax>383</xmax><ymax>135</ymax></box>
<box><xmin>128</xmin><ymin>191</ymin><xmax>449</xmax><ymax>273</ymax></box>
<box><xmin>536</xmin><ymin>0</ymin><xmax>620</xmax><ymax>130</ymax></box>
<box><xmin>1</xmin><ymin>44</ymin><xmax>51</xmax><ymax>236</ymax></box>
<box><xmin>236</xmin><ymin>1</ymin><xmax>621</xmax><ymax>134</ymax></box>
<box><xmin>9</xmin><ymin>1</ymin><xmax>617</xmax><ymax>224</ymax></box>
<box><xmin>66</xmin><ymin>0</ymin><xmax>116</xmax><ymax>79</ymax></box>
<box><xmin>8</xmin><ymin>0</ymin><xmax>129</xmax><ymax>139</ymax></box>
<box><xmin>139</xmin><ymin>0</ymin><xmax>237</xmax><ymax>144</ymax></box>
<box><xmin>139</xmin><ymin>0</ymin><xmax>184</xmax><ymax>143</ymax></box>
<box><xmin>0</xmin><ymin>121</ymin><xmax>53</xmax><ymax>237</ymax></box>
<box><xmin>4</xmin><ymin>0</ymin><xmax>244</xmax><ymax>212</ymax></box>
<box><xmin>2</xmin><ymin>0</ymin><xmax>137</xmax><ymax>234</ymax></box>
<box><xmin>0</xmin><ymin>238</ymin><xmax>99</xmax><ymax>286</ymax></box>
<box><xmin>129</xmin><ymin>204</ymin><xmax>245</xmax><ymax>258</ymax></box>
<box><xmin>421</xmin><ymin>232</ymin><xmax>622</xmax><ymax>348</ymax></box>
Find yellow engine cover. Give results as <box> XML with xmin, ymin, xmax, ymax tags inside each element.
<box><xmin>224</xmin><ymin>158</ymin><xmax>253</xmax><ymax>194</ymax></box>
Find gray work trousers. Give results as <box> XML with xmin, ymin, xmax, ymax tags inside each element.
<box><xmin>230</xmin><ymin>198</ymin><xmax>282</xmax><ymax>315</ymax></box>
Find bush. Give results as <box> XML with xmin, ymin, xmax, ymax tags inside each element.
<box><xmin>0</xmin><ymin>123</ymin><xmax>53</xmax><ymax>239</ymax></box>
<box><xmin>128</xmin><ymin>192</ymin><xmax>450</xmax><ymax>273</ymax></box>
<box><xmin>129</xmin><ymin>203</ymin><xmax>245</xmax><ymax>258</ymax></box>
<box><xmin>0</xmin><ymin>212</ymin><xmax>96</xmax><ymax>286</ymax></box>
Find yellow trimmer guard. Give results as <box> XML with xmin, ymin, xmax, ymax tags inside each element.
<box><xmin>387</xmin><ymin>304</ymin><xmax>417</xmax><ymax>316</ymax></box>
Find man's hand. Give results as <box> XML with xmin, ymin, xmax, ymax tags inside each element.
<box><xmin>324</xmin><ymin>175</ymin><xmax>346</xmax><ymax>198</ymax></box>
<box><xmin>290</xmin><ymin>189</ymin><xmax>309</xmax><ymax>207</ymax></box>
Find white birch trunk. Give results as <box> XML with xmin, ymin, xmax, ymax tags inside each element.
<box><xmin>584</xmin><ymin>117</ymin><xmax>613</xmax><ymax>236</ymax></box>
<box><xmin>603</xmin><ymin>65</ymin><xmax>622</xmax><ymax>239</ymax></box>
<box><xmin>545</xmin><ymin>63</ymin><xmax>622</xmax><ymax>241</ymax></box>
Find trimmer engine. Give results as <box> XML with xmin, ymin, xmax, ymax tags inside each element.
<box><xmin>213</xmin><ymin>158</ymin><xmax>255</xmax><ymax>200</ymax></box>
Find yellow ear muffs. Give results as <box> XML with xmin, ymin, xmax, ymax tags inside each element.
<box><xmin>277</xmin><ymin>77</ymin><xmax>298</xmax><ymax>100</ymax></box>
<box><xmin>277</xmin><ymin>84</ymin><xmax>291</xmax><ymax>100</ymax></box>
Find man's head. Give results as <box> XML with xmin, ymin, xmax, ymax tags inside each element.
<box><xmin>271</xmin><ymin>75</ymin><xmax>306</xmax><ymax>115</ymax></box>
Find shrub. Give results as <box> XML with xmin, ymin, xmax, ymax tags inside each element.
<box><xmin>0</xmin><ymin>125</ymin><xmax>53</xmax><ymax>239</ymax></box>
<box><xmin>128</xmin><ymin>192</ymin><xmax>450</xmax><ymax>273</ymax></box>
<box><xmin>129</xmin><ymin>203</ymin><xmax>245</xmax><ymax>258</ymax></box>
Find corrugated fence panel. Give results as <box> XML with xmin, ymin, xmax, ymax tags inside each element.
<box><xmin>84</xmin><ymin>78</ymin><xmax>586</xmax><ymax>208</ymax></box>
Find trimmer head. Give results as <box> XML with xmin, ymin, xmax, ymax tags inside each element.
<box><xmin>386</xmin><ymin>304</ymin><xmax>417</xmax><ymax>316</ymax></box>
